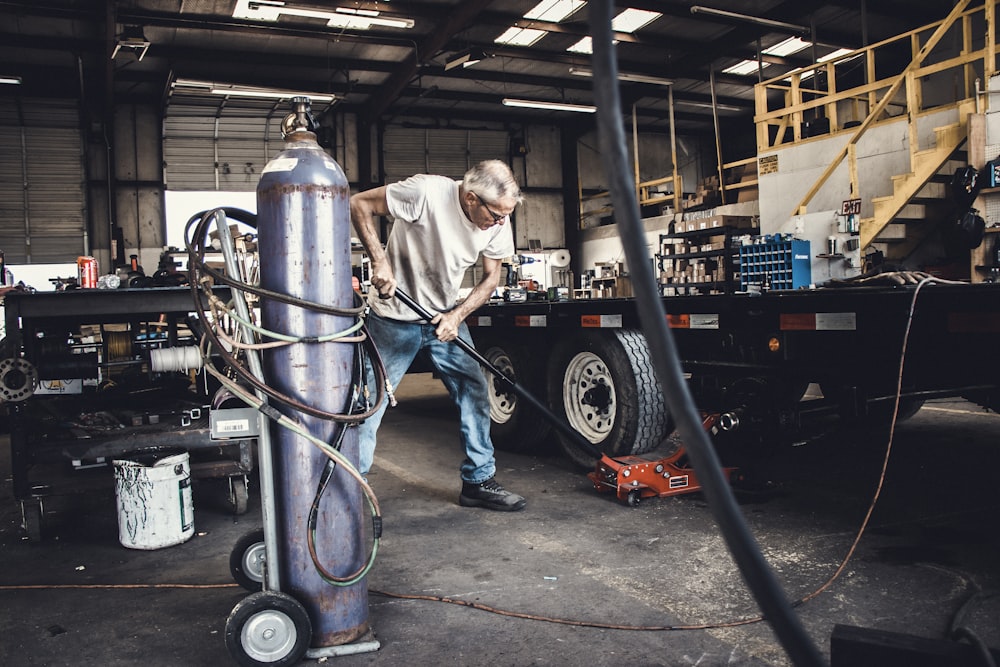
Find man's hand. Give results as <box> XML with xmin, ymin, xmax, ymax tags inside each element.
<box><xmin>430</xmin><ymin>310</ymin><xmax>463</xmax><ymax>342</ymax></box>
<box><xmin>369</xmin><ymin>260</ymin><xmax>397</xmax><ymax>298</ymax></box>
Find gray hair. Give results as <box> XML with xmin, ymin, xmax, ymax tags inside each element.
<box><xmin>463</xmin><ymin>160</ymin><xmax>523</xmax><ymax>204</ymax></box>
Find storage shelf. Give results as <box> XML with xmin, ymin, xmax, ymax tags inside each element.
<box><xmin>739</xmin><ymin>238</ymin><xmax>812</xmax><ymax>291</ymax></box>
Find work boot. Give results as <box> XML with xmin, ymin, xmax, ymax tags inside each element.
<box><xmin>459</xmin><ymin>477</ymin><xmax>526</xmax><ymax>512</ymax></box>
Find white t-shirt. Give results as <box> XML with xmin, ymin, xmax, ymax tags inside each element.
<box><xmin>369</xmin><ymin>174</ymin><xmax>514</xmax><ymax>321</ymax></box>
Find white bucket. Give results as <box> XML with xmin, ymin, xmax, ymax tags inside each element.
<box><xmin>113</xmin><ymin>450</ymin><xmax>195</xmax><ymax>550</ymax></box>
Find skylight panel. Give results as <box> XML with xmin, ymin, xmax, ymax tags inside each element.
<box><xmin>723</xmin><ymin>60</ymin><xmax>770</xmax><ymax>76</ymax></box>
<box><xmin>567</xmin><ymin>36</ymin><xmax>593</xmax><ymax>54</ymax></box>
<box><xmin>563</xmin><ymin>8</ymin><xmax>657</xmax><ymax>55</ymax></box>
<box><xmin>524</xmin><ymin>0</ymin><xmax>585</xmax><ymax>23</ymax></box>
<box><xmin>612</xmin><ymin>8</ymin><xmax>661</xmax><ymax>33</ymax></box>
<box><xmin>495</xmin><ymin>26</ymin><xmax>548</xmax><ymax>47</ymax></box>
<box><xmin>763</xmin><ymin>36</ymin><xmax>811</xmax><ymax>57</ymax></box>
<box><xmin>818</xmin><ymin>48</ymin><xmax>857</xmax><ymax>63</ymax></box>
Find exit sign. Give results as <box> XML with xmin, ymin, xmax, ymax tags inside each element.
<box><xmin>840</xmin><ymin>198</ymin><xmax>861</xmax><ymax>215</ymax></box>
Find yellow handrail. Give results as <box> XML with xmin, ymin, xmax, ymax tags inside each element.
<box><xmin>751</xmin><ymin>0</ymin><xmax>992</xmax><ymax>220</ymax></box>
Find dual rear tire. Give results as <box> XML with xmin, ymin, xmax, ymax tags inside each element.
<box><xmin>478</xmin><ymin>329</ymin><xmax>675</xmax><ymax>469</ymax></box>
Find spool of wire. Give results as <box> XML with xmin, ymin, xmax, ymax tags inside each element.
<box><xmin>150</xmin><ymin>346</ymin><xmax>204</xmax><ymax>373</ymax></box>
<box><xmin>104</xmin><ymin>330</ymin><xmax>134</xmax><ymax>362</ymax></box>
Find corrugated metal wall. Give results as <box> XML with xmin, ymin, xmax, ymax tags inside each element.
<box><xmin>0</xmin><ymin>98</ymin><xmax>85</xmax><ymax>263</ymax></box>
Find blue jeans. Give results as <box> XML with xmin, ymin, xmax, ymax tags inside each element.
<box><xmin>358</xmin><ymin>312</ymin><xmax>497</xmax><ymax>484</ymax></box>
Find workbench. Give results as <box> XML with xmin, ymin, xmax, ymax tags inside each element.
<box><xmin>2</xmin><ymin>286</ymin><xmax>254</xmax><ymax>541</ymax></box>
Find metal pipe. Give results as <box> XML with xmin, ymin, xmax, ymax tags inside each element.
<box><xmin>213</xmin><ymin>209</ymin><xmax>283</xmax><ymax>594</ymax></box>
<box><xmin>393</xmin><ymin>288</ymin><xmax>603</xmax><ymax>461</ymax></box>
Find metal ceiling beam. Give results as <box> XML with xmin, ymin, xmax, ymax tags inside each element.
<box><xmin>362</xmin><ymin>0</ymin><xmax>494</xmax><ymax>119</ymax></box>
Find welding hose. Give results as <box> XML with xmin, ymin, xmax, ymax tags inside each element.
<box><xmin>184</xmin><ymin>208</ymin><xmax>390</xmax><ymax>424</ymax></box>
<box><xmin>184</xmin><ymin>208</ymin><xmax>366</xmax><ymax>319</ymax></box>
<box><xmin>203</xmin><ymin>361</ymin><xmax>381</xmax><ymax>587</ymax></box>
<box><xmin>588</xmin><ymin>3</ymin><xmax>824</xmax><ymax>665</ymax></box>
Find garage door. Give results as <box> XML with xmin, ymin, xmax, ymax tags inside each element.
<box><xmin>382</xmin><ymin>127</ymin><xmax>510</xmax><ymax>185</ymax></box>
<box><xmin>0</xmin><ymin>98</ymin><xmax>85</xmax><ymax>264</ymax></box>
<box><xmin>162</xmin><ymin>100</ymin><xmax>286</xmax><ymax>192</ymax></box>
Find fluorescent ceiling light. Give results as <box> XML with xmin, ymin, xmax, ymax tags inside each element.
<box><xmin>502</xmin><ymin>98</ymin><xmax>596</xmax><ymax>113</ymax></box>
<box><xmin>233</xmin><ymin>0</ymin><xmax>414</xmax><ymax>30</ymax></box>
<box><xmin>209</xmin><ymin>86</ymin><xmax>336</xmax><ymax>102</ymax></box>
<box><xmin>0</xmin><ymin>75</ymin><xmax>22</xmax><ymax>85</ymax></box>
<box><xmin>764</xmin><ymin>36</ymin><xmax>812</xmax><ymax>57</ymax></box>
<box><xmin>569</xmin><ymin>67</ymin><xmax>673</xmax><ymax>86</ymax></box>
<box><xmin>723</xmin><ymin>60</ymin><xmax>770</xmax><ymax>76</ymax></box>
<box><xmin>524</xmin><ymin>0</ymin><xmax>585</xmax><ymax>22</ymax></box>
<box><xmin>112</xmin><ymin>25</ymin><xmax>151</xmax><ymax>62</ymax></box>
<box><xmin>173</xmin><ymin>79</ymin><xmax>335</xmax><ymax>102</ymax></box>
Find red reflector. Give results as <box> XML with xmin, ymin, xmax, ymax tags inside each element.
<box><xmin>667</xmin><ymin>314</ymin><xmax>690</xmax><ymax>328</ymax></box>
<box><xmin>780</xmin><ymin>313</ymin><xmax>817</xmax><ymax>330</ymax></box>
<box><xmin>948</xmin><ymin>312</ymin><xmax>1000</xmax><ymax>333</ymax></box>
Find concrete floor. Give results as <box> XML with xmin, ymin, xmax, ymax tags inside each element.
<box><xmin>2</xmin><ymin>372</ymin><xmax>1000</xmax><ymax>666</ymax></box>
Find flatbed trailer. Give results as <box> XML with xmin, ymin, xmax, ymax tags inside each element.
<box><xmin>466</xmin><ymin>281</ymin><xmax>1000</xmax><ymax>467</ymax></box>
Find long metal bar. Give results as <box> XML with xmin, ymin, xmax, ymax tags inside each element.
<box><xmin>213</xmin><ymin>209</ymin><xmax>282</xmax><ymax>593</ymax></box>
<box><xmin>392</xmin><ymin>288</ymin><xmax>603</xmax><ymax>461</ymax></box>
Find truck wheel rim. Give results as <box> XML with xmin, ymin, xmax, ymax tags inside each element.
<box><xmin>484</xmin><ymin>348</ymin><xmax>516</xmax><ymax>425</ymax></box>
<box><xmin>562</xmin><ymin>351</ymin><xmax>616</xmax><ymax>443</ymax></box>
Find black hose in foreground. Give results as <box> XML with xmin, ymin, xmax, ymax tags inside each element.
<box><xmin>588</xmin><ymin>2</ymin><xmax>826</xmax><ymax>665</ymax></box>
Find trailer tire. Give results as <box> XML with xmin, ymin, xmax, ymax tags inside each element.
<box><xmin>547</xmin><ymin>329</ymin><xmax>674</xmax><ymax>469</ymax></box>
<box><xmin>477</xmin><ymin>336</ymin><xmax>553</xmax><ymax>453</ymax></box>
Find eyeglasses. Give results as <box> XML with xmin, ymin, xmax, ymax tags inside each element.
<box><xmin>474</xmin><ymin>192</ymin><xmax>508</xmax><ymax>223</ymax></box>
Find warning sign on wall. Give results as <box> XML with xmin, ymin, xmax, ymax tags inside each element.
<box><xmin>758</xmin><ymin>155</ymin><xmax>778</xmax><ymax>175</ymax></box>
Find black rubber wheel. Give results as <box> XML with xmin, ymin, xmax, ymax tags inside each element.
<box><xmin>229</xmin><ymin>476</ymin><xmax>250</xmax><ymax>515</ymax></box>
<box><xmin>626</xmin><ymin>489</ymin><xmax>642</xmax><ymax>507</ymax></box>
<box><xmin>225</xmin><ymin>591</ymin><xmax>311</xmax><ymax>667</ymax></box>
<box><xmin>547</xmin><ymin>329</ymin><xmax>675</xmax><ymax>469</ymax></box>
<box><xmin>478</xmin><ymin>336</ymin><xmax>553</xmax><ymax>453</ymax></box>
<box><xmin>230</xmin><ymin>528</ymin><xmax>266</xmax><ymax>591</ymax></box>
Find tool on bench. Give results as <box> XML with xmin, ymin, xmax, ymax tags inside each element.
<box><xmin>392</xmin><ymin>288</ymin><xmax>738</xmax><ymax>506</ymax></box>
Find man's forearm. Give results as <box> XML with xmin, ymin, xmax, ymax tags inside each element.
<box><xmin>450</xmin><ymin>273</ymin><xmax>500</xmax><ymax>320</ymax></box>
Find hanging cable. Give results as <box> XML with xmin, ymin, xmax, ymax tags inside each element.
<box><xmin>588</xmin><ymin>2</ymin><xmax>823</xmax><ymax>663</ymax></box>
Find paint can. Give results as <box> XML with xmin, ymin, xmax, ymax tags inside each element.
<box><xmin>113</xmin><ymin>449</ymin><xmax>194</xmax><ymax>550</ymax></box>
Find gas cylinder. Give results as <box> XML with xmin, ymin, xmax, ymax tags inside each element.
<box><xmin>256</xmin><ymin>98</ymin><xmax>368</xmax><ymax>647</ymax></box>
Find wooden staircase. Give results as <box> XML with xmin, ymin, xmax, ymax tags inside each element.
<box><xmin>860</xmin><ymin>101</ymin><xmax>974</xmax><ymax>258</ymax></box>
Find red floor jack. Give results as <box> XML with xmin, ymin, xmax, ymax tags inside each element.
<box><xmin>394</xmin><ymin>290</ymin><xmax>738</xmax><ymax>506</ymax></box>
<box><xmin>588</xmin><ymin>413</ymin><xmax>740</xmax><ymax>506</ymax></box>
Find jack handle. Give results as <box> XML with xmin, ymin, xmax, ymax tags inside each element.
<box><xmin>393</xmin><ymin>288</ymin><xmax>603</xmax><ymax>461</ymax></box>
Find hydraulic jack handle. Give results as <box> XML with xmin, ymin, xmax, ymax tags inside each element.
<box><xmin>393</xmin><ymin>288</ymin><xmax>603</xmax><ymax>461</ymax></box>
